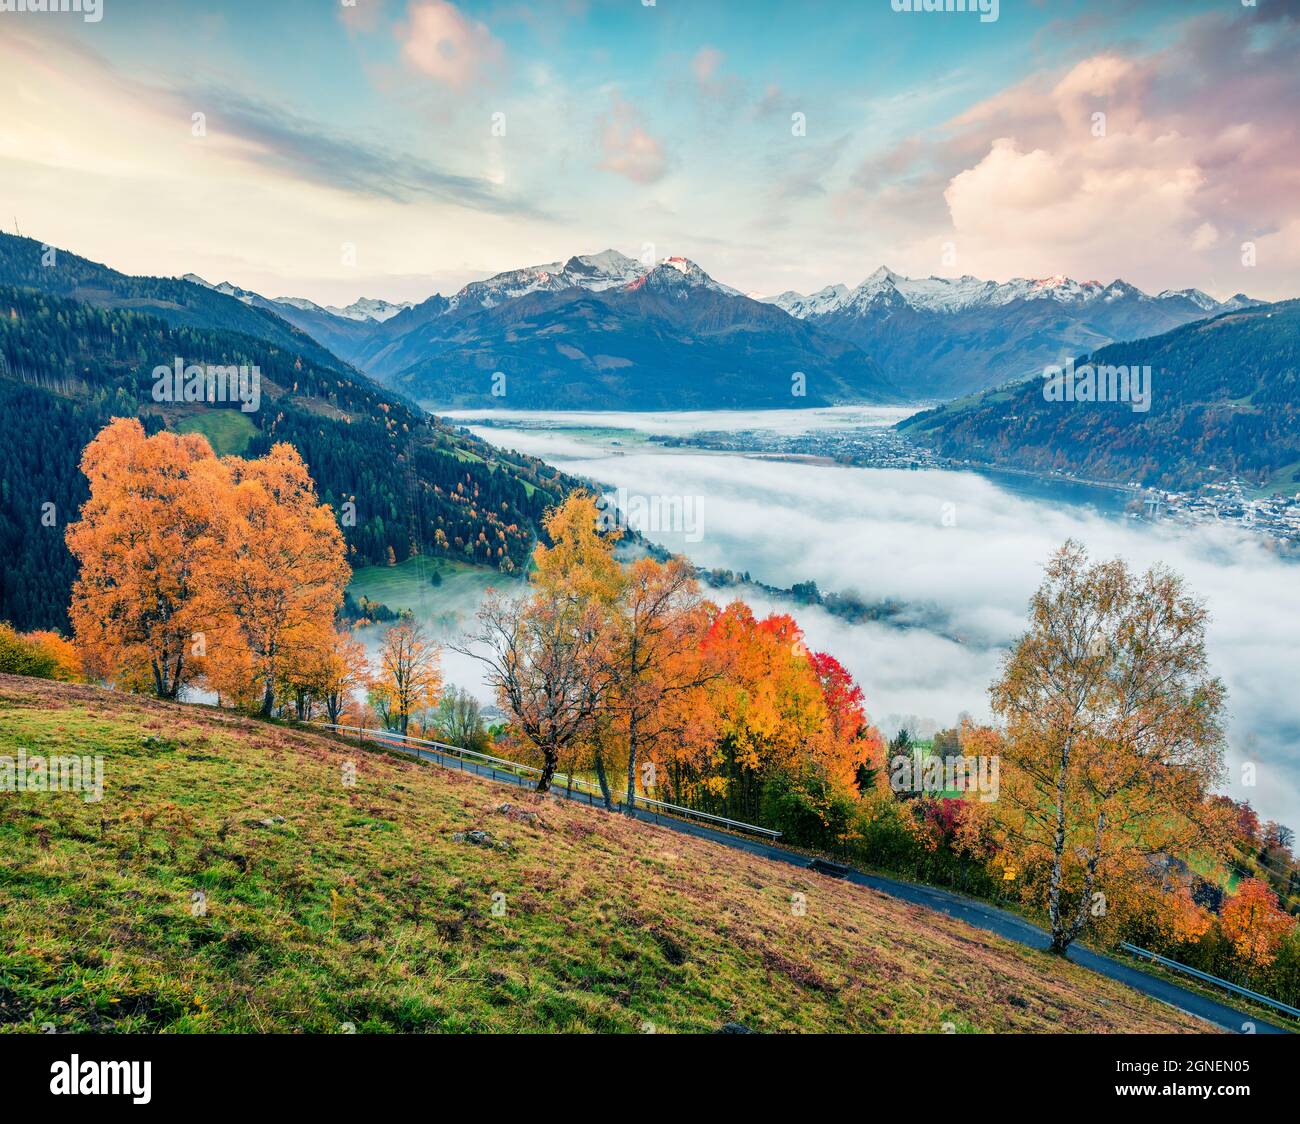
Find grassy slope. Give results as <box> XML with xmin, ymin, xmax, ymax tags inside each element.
<box><xmin>347</xmin><ymin>556</ymin><xmax>508</xmax><ymax>615</ymax></box>
<box><xmin>174</xmin><ymin>411</ymin><xmax>258</xmax><ymax>457</ymax></box>
<box><xmin>0</xmin><ymin>676</ymin><xmax>1211</xmax><ymax>1034</ymax></box>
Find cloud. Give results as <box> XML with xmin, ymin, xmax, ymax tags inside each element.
<box><xmin>192</xmin><ymin>88</ymin><xmax>534</xmax><ymax>213</ymax></box>
<box><xmin>597</xmin><ymin>94</ymin><xmax>668</xmax><ymax>184</ymax></box>
<box><xmin>692</xmin><ymin>46</ymin><xmax>724</xmax><ymax>88</ymax></box>
<box><xmin>842</xmin><ymin>7</ymin><xmax>1300</xmax><ymax>299</ymax></box>
<box><xmin>398</xmin><ymin>0</ymin><xmax>505</xmax><ymax>90</ymax></box>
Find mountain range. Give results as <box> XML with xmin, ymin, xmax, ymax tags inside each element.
<box><xmin>766</xmin><ymin>267</ymin><xmax>1257</xmax><ymax>399</ymax></box>
<box><xmin>183</xmin><ymin>250</ymin><xmax>1260</xmax><ymax>407</ymax></box>
<box><xmin>190</xmin><ymin>250</ymin><xmax>898</xmax><ymax>410</ymax></box>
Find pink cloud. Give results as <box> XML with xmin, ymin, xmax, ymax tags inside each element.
<box><xmin>844</xmin><ymin>7</ymin><xmax>1300</xmax><ymax>299</ymax></box>
<box><xmin>598</xmin><ymin>94</ymin><xmax>668</xmax><ymax>184</ymax></box>
<box><xmin>398</xmin><ymin>0</ymin><xmax>504</xmax><ymax>90</ymax></box>
<box><xmin>692</xmin><ymin>46</ymin><xmax>724</xmax><ymax>87</ymax></box>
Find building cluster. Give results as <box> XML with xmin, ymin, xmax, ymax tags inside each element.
<box><xmin>653</xmin><ymin>426</ymin><xmax>942</xmax><ymax>470</ymax></box>
<box><xmin>1129</xmin><ymin>479</ymin><xmax>1300</xmax><ymax>545</ymax></box>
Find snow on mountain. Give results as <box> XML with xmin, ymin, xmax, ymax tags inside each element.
<box><xmin>445</xmin><ymin>249</ymin><xmax>738</xmax><ymax>310</ymax></box>
<box><xmin>769</xmin><ymin>283</ymin><xmax>852</xmax><ymax>317</ymax></box>
<box><xmin>767</xmin><ymin>268</ymin><xmax>1251</xmax><ymax>319</ymax></box>
<box><xmin>181</xmin><ymin>274</ymin><xmax>263</xmax><ymax>305</ymax></box>
<box><xmin>319</xmin><ymin>297</ymin><xmax>414</xmax><ymax>323</ymax></box>
<box><xmin>1156</xmin><ymin>288</ymin><xmax>1219</xmax><ymax>312</ymax></box>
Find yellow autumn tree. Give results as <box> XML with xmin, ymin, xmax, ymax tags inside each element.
<box><xmin>372</xmin><ymin>619</ymin><xmax>441</xmax><ymax>735</ymax></box>
<box><xmin>988</xmin><ymin>541</ymin><xmax>1230</xmax><ymax>955</ymax></box>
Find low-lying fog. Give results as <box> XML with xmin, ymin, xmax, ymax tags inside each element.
<box><xmin>437</xmin><ymin>408</ymin><xmax>1300</xmax><ymax>827</ymax></box>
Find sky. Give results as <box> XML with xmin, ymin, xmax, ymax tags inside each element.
<box><xmin>1</xmin><ymin>0</ymin><xmax>1298</xmax><ymax>305</ymax></box>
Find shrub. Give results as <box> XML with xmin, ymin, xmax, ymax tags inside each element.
<box><xmin>760</xmin><ymin>769</ymin><xmax>858</xmax><ymax>850</ymax></box>
<box><xmin>0</xmin><ymin>622</ymin><xmax>80</xmax><ymax>680</ymax></box>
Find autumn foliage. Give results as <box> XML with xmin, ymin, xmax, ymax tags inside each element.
<box><xmin>465</xmin><ymin>492</ymin><xmax>884</xmax><ymax>827</ymax></box>
<box><xmin>65</xmin><ymin>418</ymin><xmax>351</xmax><ymax>715</ymax></box>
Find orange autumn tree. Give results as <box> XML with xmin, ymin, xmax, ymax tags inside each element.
<box><xmin>66</xmin><ymin>418</ymin><xmax>230</xmax><ymax>698</ymax></box>
<box><xmin>316</xmin><ymin>629</ymin><xmax>372</xmax><ymax>725</ymax></box>
<box><xmin>1220</xmin><ymin>879</ymin><xmax>1295</xmax><ymax>971</ymax></box>
<box><xmin>205</xmin><ymin>443</ymin><xmax>351</xmax><ymax>716</ymax></box>
<box><xmin>612</xmin><ymin>555</ymin><xmax>717</xmax><ymax>812</ymax></box>
<box><xmin>663</xmin><ymin>602</ymin><xmax>875</xmax><ymax>824</ymax></box>
<box><xmin>278</xmin><ymin>622</ymin><xmax>369</xmax><ymax>723</ymax></box>
<box><xmin>67</xmin><ymin>420</ymin><xmax>350</xmax><ymax>714</ymax></box>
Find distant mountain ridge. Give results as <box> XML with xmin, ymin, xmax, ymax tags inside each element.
<box><xmin>182</xmin><ymin>275</ymin><xmax>414</xmax><ymax>325</ymax></box>
<box><xmin>258</xmin><ymin>250</ymin><xmax>901</xmax><ymax>410</ymax></box>
<box><xmin>210</xmin><ymin>251</ymin><xmax>1264</xmax><ymax>406</ymax></box>
<box><xmin>898</xmin><ymin>300</ymin><xmax>1300</xmax><ymax>493</ymax></box>
<box><xmin>767</xmin><ymin>266</ymin><xmax>1254</xmax><ymax>318</ymax></box>
<box><xmin>765</xmin><ymin>266</ymin><xmax>1259</xmax><ymax>399</ymax></box>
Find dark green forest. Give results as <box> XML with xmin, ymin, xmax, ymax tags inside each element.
<box><xmin>0</xmin><ymin>284</ymin><xmax>574</xmax><ymax>632</ymax></box>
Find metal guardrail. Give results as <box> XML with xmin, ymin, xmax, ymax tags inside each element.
<box><xmin>322</xmin><ymin>723</ymin><xmax>781</xmax><ymax>841</ymax></box>
<box><xmin>632</xmin><ymin>793</ymin><xmax>783</xmax><ymax>840</ymax></box>
<box><xmin>1119</xmin><ymin>942</ymin><xmax>1300</xmax><ymax>1021</ymax></box>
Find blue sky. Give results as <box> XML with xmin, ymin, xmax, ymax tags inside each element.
<box><xmin>2</xmin><ymin>0</ymin><xmax>1296</xmax><ymax>303</ymax></box>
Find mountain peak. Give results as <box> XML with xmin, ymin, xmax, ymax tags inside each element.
<box><xmin>630</xmin><ymin>256</ymin><xmax>740</xmax><ymax>297</ymax></box>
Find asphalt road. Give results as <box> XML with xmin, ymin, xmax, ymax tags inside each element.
<box><xmin>364</xmin><ymin>734</ymin><xmax>1290</xmax><ymax>1035</ymax></box>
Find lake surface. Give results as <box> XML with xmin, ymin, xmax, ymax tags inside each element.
<box><xmin>439</xmin><ymin>407</ymin><xmax>1300</xmax><ymax>827</ymax></box>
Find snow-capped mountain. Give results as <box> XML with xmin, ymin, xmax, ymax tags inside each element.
<box><xmin>181</xmin><ymin>254</ymin><xmax>1263</xmax><ymax>406</ymax></box>
<box><xmin>182</xmin><ymin>275</ymin><xmax>412</xmax><ymax>324</ymax></box>
<box><xmin>768</xmin><ymin>268</ymin><xmax>1249</xmax><ymax>319</ymax></box>
<box><xmin>332</xmin><ymin>250</ymin><xmax>894</xmax><ymax>410</ymax></box>
<box><xmin>318</xmin><ymin>296</ymin><xmax>413</xmax><ymax>323</ymax></box>
<box><xmin>181</xmin><ymin>273</ymin><xmax>265</xmax><ymax>304</ymax></box>
<box><xmin>442</xmin><ymin>249</ymin><xmax>737</xmax><ymax>312</ymax></box>
<box><xmin>763</xmin><ymin>267</ymin><xmax>1259</xmax><ymax>398</ymax></box>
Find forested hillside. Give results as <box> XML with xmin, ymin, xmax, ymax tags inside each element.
<box><xmin>0</xmin><ymin>233</ymin><xmax>348</xmax><ymax>369</ymax></box>
<box><xmin>900</xmin><ymin>302</ymin><xmax>1300</xmax><ymax>491</ymax></box>
<box><xmin>0</xmin><ymin>284</ymin><xmax>572</xmax><ymax>632</ymax></box>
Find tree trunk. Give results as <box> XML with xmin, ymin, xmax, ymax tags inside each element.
<box><xmin>593</xmin><ymin>750</ymin><xmax>613</xmax><ymax>811</ymax></box>
<box><xmin>260</xmin><ymin>676</ymin><xmax>275</xmax><ymax>717</ymax></box>
<box><xmin>536</xmin><ymin>746</ymin><xmax>558</xmax><ymax>793</ymax></box>
<box><xmin>1046</xmin><ymin>734</ymin><xmax>1074</xmax><ymax>954</ymax></box>
<box><xmin>623</xmin><ymin>708</ymin><xmax>639</xmax><ymax>814</ymax></box>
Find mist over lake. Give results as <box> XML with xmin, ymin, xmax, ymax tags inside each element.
<box><xmin>441</xmin><ymin>407</ymin><xmax>1300</xmax><ymax>828</ymax></box>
